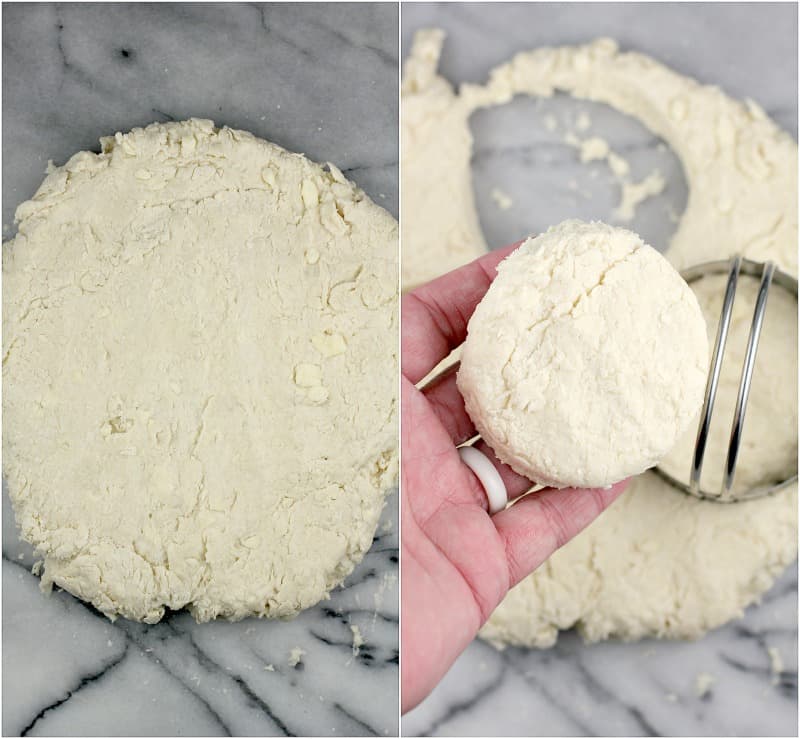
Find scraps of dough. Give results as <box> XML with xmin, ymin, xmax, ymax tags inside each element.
<box><xmin>3</xmin><ymin>119</ymin><xmax>398</xmax><ymax>623</ymax></box>
<box><xmin>402</xmin><ymin>31</ymin><xmax>797</xmax><ymax>646</ymax></box>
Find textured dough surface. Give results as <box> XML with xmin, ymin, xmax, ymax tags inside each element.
<box><xmin>402</xmin><ymin>32</ymin><xmax>797</xmax><ymax>645</ymax></box>
<box><xmin>3</xmin><ymin>119</ymin><xmax>398</xmax><ymax>623</ymax></box>
<box><xmin>458</xmin><ymin>220</ymin><xmax>707</xmax><ymax>488</ymax></box>
<box><xmin>401</xmin><ymin>29</ymin><xmax>486</xmax><ymax>290</ymax></box>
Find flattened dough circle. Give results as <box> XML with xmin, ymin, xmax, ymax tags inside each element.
<box><xmin>3</xmin><ymin>119</ymin><xmax>398</xmax><ymax>623</ymax></box>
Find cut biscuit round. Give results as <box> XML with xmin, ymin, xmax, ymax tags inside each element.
<box><xmin>457</xmin><ymin>220</ymin><xmax>708</xmax><ymax>489</ymax></box>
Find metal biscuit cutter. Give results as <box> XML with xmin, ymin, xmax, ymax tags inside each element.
<box><xmin>654</xmin><ymin>256</ymin><xmax>798</xmax><ymax>502</ymax></box>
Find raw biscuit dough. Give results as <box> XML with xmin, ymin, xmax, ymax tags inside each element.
<box><xmin>401</xmin><ymin>29</ymin><xmax>487</xmax><ymax>290</ymax></box>
<box><xmin>402</xmin><ymin>32</ymin><xmax>797</xmax><ymax>645</ymax></box>
<box><xmin>3</xmin><ymin>119</ymin><xmax>398</xmax><ymax>623</ymax></box>
<box><xmin>457</xmin><ymin>220</ymin><xmax>708</xmax><ymax>488</ymax></box>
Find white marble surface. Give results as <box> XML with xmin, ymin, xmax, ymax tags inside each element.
<box><xmin>402</xmin><ymin>569</ymin><xmax>797</xmax><ymax>737</ymax></box>
<box><xmin>401</xmin><ymin>3</ymin><xmax>798</xmax><ymax>736</ymax></box>
<box><xmin>3</xmin><ymin>2</ymin><xmax>398</xmax><ymax>229</ymax></box>
<box><xmin>2</xmin><ymin>3</ymin><xmax>398</xmax><ymax>737</ymax></box>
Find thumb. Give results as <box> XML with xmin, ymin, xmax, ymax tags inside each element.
<box><xmin>492</xmin><ymin>480</ymin><xmax>629</xmax><ymax>588</ymax></box>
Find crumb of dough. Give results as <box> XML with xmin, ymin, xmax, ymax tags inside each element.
<box><xmin>264</xmin><ymin>664</ymin><xmax>275</xmax><ymax>671</ymax></box>
<box><xmin>563</xmin><ymin>133</ymin><xmax>649</xmax><ymax>217</ymax></box>
<box><xmin>767</xmin><ymin>645</ymin><xmax>783</xmax><ymax>685</ymax></box>
<box><xmin>694</xmin><ymin>672</ymin><xmax>715</xmax><ymax>697</ymax></box>
<box><xmin>607</xmin><ymin>151</ymin><xmax>630</xmax><ymax>178</ymax></box>
<box><xmin>579</xmin><ymin>136</ymin><xmax>610</xmax><ymax>162</ymax></box>
<box><xmin>490</xmin><ymin>187</ymin><xmax>513</xmax><ymax>210</ymax></box>
<box><xmin>614</xmin><ymin>171</ymin><xmax>666</xmax><ymax>221</ymax></box>
<box><xmin>575</xmin><ymin>111</ymin><xmax>592</xmax><ymax>131</ymax></box>
<box><xmin>288</xmin><ymin>647</ymin><xmax>306</xmax><ymax>667</ymax></box>
<box><xmin>350</xmin><ymin>624</ymin><xmax>364</xmax><ymax>657</ymax></box>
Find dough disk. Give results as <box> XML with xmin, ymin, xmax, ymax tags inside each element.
<box><xmin>457</xmin><ymin>220</ymin><xmax>708</xmax><ymax>489</ymax></box>
<box><xmin>3</xmin><ymin>119</ymin><xmax>398</xmax><ymax>623</ymax></box>
<box><xmin>402</xmin><ymin>32</ymin><xmax>797</xmax><ymax>645</ymax></box>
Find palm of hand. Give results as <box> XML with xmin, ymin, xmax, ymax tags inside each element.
<box><xmin>401</xmin><ymin>374</ymin><xmax>514</xmax><ymax>710</ymax></box>
<box><xmin>400</xmin><ymin>246</ymin><xmax>627</xmax><ymax>713</ymax></box>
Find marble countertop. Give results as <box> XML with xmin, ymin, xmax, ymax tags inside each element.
<box><xmin>401</xmin><ymin>3</ymin><xmax>798</xmax><ymax>737</ymax></box>
<box><xmin>3</xmin><ymin>2</ymin><xmax>398</xmax><ymax>229</ymax></box>
<box><xmin>2</xmin><ymin>4</ymin><xmax>398</xmax><ymax>737</ymax></box>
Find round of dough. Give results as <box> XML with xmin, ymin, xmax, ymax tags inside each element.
<box><xmin>457</xmin><ymin>220</ymin><xmax>708</xmax><ymax>489</ymax></box>
<box><xmin>3</xmin><ymin>119</ymin><xmax>398</xmax><ymax>623</ymax></box>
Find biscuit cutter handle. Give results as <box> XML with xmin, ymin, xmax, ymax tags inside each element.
<box><xmin>722</xmin><ymin>261</ymin><xmax>776</xmax><ymax>494</ymax></box>
<box><xmin>657</xmin><ymin>256</ymin><xmax>797</xmax><ymax>502</ymax></box>
<box><xmin>689</xmin><ymin>256</ymin><xmax>740</xmax><ymax>496</ymax></box>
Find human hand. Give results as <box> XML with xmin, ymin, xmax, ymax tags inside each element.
<box><xmin>401</xmin><ymin>245</ymin><xmax>628</xmax><ymax>713</ymax></box>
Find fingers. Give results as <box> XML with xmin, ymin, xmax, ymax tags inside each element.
<box><xmin>402</xmin><ymin>243</ymin><xmax>520</xmax><ymax>384</ymax></box>
<box><xmin>420</xmin><ymin>364</ymin><xmax>477</xmax><ymax>445</ymax></box>
<box><xmin>493</xmin><ymin>480</ymin><xmax>629</xmax><ymax>589</ymax></box>
<box><xmin>421</xmin><ymin>371</ymin><xmax>540</xmax><ymax>502</ymax></box>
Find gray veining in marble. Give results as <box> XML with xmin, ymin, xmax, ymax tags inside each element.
<box><xmin>2</xmin><ymin>3</ymin><xmax>398</xmax><ymax>737</ymax></box>
<box><xmin>3</xmin><ymin>2</ymin><xmax>398</xmax><ymax>231</ymax></box>
<box><xmin>401</xmin><ymin>3</ymin><xmax>797</xmax><ymax>736</ymax></box>
<box><xmin>4</xmin><ymin>489</ymin><xmax>398</xmax><ymax>737</ymax></box>
<box><xmin>403</xmin><ymin>568</ymin><xmax>797</xmax><ymax>737</ymax></box>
